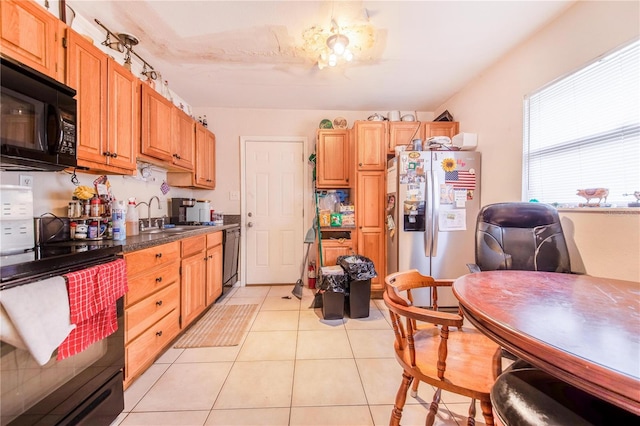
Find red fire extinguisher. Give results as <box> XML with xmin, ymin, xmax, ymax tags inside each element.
<box><xmin>308</xmin><ymin>261</ymin><xmax>316</xmax><ymax>289</ymax></box>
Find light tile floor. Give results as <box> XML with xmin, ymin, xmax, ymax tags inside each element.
<box><xmin>113</xmin><ymin>285</ymin><xmax>491</xmax><ymax>426</ymax></box>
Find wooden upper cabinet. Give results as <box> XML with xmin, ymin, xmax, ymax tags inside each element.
<box><xmin>0</xmin><ymin>0</ymin><xmax>62</xmax><ymax>80</ymax></box>
<box><xmin>107</xmin><ymin>60</ymin><xmax>139</xmax><ymax>171</ymax></box>
<box><xmin>171</xmin><ymin>107</ymin><xmax>195</xmax><ymax>170</ymax></box>
<box><xmin>68</xmin><ymin>30</ymin><xmax>137</xmax><ymax>174</ymax></box>
<box><xmin>140</xmin><ymin>83</ymin><xmax>173</xmax><ymax>163</ymax></box>
<box><xmin>67</xmin><ymin>30</ymin><xmax>107</xmax><ymax>166</ymax></box>
<box><xmin>355</xmin><ymin>121</ymin><xmax>387</xmax><ymax>171</ymax></box>
<box><xmin>194</xmin><ymin>124</ymin><xmax>216</xmax><ymax>188</ymax></box>
<box><xmin>388</xmin><ymin>122</ymin><xmax>423</xmax><ymax>154</ymax></box>
<box><xmin>166</xmin><ymin>123</ymin><xmax>215</xmax><ymax>189</ymax></box>
<box><xmin>317</xmin><ymin>129</ymin><xmax>350</xmax><ymax>188</ymax></box>
<box><xmin>423</xmin><ymin>121</ymin><xmax>460</xmax><ymax>139</ymax></box>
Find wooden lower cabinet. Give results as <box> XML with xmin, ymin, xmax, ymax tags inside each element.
<box><xmin>124</xmin><ymin>241</ymin><xmax>181</xmax><ymax>387</ymax></box>
<box><xmin>320</xmin><ymin>237</ymin><xmax>354</xmax><ymax>267</ymax></box>
<box><xmin>125</xmin><ymin>309</ymin><xmax>180</xmax><ymax>386</ymax></box>
<box><xmin>181</xmin><ymin>235</ymin><xmax>207</xmax><ymax>328</ymax></box>
<box><xmin>206</xmin><ymin>232</ymin><xmax>223</xmax><ymax>304</ymax></box>
<box><xmin>123</xmin><ymin>230</ymin><xmax>225</xmax><ymax>387</ymax></box>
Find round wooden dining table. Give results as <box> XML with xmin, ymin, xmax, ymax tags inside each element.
<box><xmin>452</xmin><ymin>270</ymin><xmax>640</xmax><ymax>415</ymax></box>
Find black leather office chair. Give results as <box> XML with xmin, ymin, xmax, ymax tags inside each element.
<box><xmin>491</xmin><ymin>361</ymin><xmax>638</xmax><ymax>425</ymax></box>
<box><xmin>467</xmin><ymin>202</ymin><xmax>571</xmax><ymax>274</ymax></box>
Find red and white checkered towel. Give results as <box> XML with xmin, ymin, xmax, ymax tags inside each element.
<box><xmin>58</xmin><ymin>259</ymin><xmax>128</xmax><ymax>360</ymax></box>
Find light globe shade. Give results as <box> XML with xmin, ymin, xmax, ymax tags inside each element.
<box><xmin>327</xmin><ymin>34</ymin><xmax>349</xmax><ymax>56</ymax></box>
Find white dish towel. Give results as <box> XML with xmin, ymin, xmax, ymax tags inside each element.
<box><xmin>0</xmin><ymin>276</ymin><xmax>76</xmax><ymax>365</ymax></box>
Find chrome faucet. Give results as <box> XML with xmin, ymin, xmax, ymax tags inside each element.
<box><xmin>136</xmin><ymin>196</ymin><xmax>163</xmax><ymax>230</ymax></box>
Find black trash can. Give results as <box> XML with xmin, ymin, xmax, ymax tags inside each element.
<box><xmin>345</xmin><ymin>279</ymin><xmax>371</xmax><ymax>318</ymax></box>
<box><xmin>318</xmin><ymin>266</ymin><xmax>347</xmax><ymax>320</ymax></box>
<box><xmin>337</xmin><ymin>255</ymin><xmax>377</xmax><ymax>319</ymax></box>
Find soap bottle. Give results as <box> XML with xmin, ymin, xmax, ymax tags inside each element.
<box><xmin>126</xmin><ymin>198</ymin><xmax>139</xmax><ymax>236</ymax></box>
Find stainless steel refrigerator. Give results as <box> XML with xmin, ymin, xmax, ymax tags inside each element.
<box><xmin>386</xmin><ymin>150</ymin><xmax>481</xmax><ymax>307</ymax></box>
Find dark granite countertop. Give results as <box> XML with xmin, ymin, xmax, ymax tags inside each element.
<box><xmin>120</xmin><ymin>223</ymin><xmax>239</xmax><ymax>253</ymax></box>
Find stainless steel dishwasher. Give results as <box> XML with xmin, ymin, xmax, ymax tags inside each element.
<box><xmin>222</xmin><ymin>226</ymin><xmax>240</xmax><ymax>293</ymax></box>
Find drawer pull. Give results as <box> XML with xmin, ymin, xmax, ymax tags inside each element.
<box><xmin>156</xmin><ymin>330</ymin><xmax>163</xmax><ymax>337</ymax></box>
<box><xmin>156</xmin><ymin>276</ymin><xmax>163</xmax><ymax>283</ymax></box>
<box><xmin>156</xmin><ymin>252</ymin><xmax>163</xmax><ymax>258</ymax></box>
<box><xmin>156</xmin><ymin>300</ymin><xmax>163</xmax><ymax>306</ymax></box>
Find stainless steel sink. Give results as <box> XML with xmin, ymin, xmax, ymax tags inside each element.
<box><xmin>140</xmin><ymin>226</ymin><xmax>191</xmax><ymax>234</ymax></box>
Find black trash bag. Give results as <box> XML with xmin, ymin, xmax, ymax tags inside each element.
<box><xmin>318</xmin><ymin>266</ymin><xmax>347</xmax><ymax>293</ymax></box>
<box><xmin>337</xmin><ymin>255</ymin><xmax>378</xmax><ymax>280</ymax></box>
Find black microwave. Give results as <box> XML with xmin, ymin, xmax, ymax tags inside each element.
<box><xmin>1</xmin><ymin>56</ymin><xmax>77</xmax><ymax>171</ymax></box>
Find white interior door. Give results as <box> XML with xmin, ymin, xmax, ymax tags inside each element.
<box><xmin>242</xmin><ymin>138</ymin><xmax>305</xmax><ymax>285</ymax></box>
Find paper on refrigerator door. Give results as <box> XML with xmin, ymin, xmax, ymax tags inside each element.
<box><xmin>438</xmin><ymin>209</ymin><xmax>466</xmax><ymax>231</ymax></box>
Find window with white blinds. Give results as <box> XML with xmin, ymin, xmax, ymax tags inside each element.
<box><xmin>523</xmin><ymin>39</ymin><xmax>640</xmax><ymax>206</ymax></box>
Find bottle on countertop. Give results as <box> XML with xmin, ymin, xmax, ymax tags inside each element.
<box><xmin>126</xmin><ymin>198</ymin><xmax>139</xmax><ymax>236</ymax></box>
<box><xmin>112</xmin><ymin>200</ymin><xmax>126</xmax><ymax>241</ymax></box>
<box><xmin>90</xmin><ymin>196</ymin><xmax>101</xmax><ymax>217</ymax></box>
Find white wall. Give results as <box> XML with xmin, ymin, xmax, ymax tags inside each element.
<box><xmin>435</xmin><ymin>0</ymin><xmax>640</xmax><ymax>281</ymax></box>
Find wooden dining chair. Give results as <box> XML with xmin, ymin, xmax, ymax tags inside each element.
<box><xmin>384</xmin><ymin>270</ymin><xmax>502</xmax><ymax>426</ymax></box>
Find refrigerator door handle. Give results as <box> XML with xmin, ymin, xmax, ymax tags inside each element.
<box><xmin>431</xmin><ymin>169</ymin><xmax>440</xmax><ymax>256</ymax></box>
<box><xmin>425</xmin><ymin>168</ymin><xmax>433</xmax><ymax>257</ymax></box>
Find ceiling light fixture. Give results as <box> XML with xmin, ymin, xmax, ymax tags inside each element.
<box><xmin>325</xmin><ymin>33</ymin><xmax>353</xmax><ymax>67</ymax></box>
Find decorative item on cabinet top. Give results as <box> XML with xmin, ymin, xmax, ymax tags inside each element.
<box><xmin>333</xmin><ymin>117</ymin><xmax>348</xmax><ymax>129</ymax></box>
<box><xmin>319</xmin><ymin>119</ymin><xmax>333</xmax><ymax>129</ymax></box>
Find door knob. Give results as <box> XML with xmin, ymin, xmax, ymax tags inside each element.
<box><xmin>248</xmin><ymin>212</ymin><xmax>253</xmax><ymax>217</ymax></box>
<box><xmin>247</xmin><ymin>222</ymin><xmax>253</xmax><ymax>227</ymax></box>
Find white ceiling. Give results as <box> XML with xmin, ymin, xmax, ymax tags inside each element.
<box><xmin>68</xmin><ymin>0</ymin><xmax>575</xmax><ymax>111</ymax></box>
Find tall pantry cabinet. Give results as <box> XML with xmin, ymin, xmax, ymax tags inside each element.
<box><xmin>354</xmin><ymin>121</ymin><xmax>387</xmax><ymax>294</ymax></box>
<box><xmin>315</xmin><ymin>122</ymin><xmax>388</xmax><ymax>295</ymax></box>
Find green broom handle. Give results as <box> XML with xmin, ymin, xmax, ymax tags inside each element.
<box><xmin>315</xmin><ymin>191</ymin><xmax>324</xmax><ymax>267</ymax></box>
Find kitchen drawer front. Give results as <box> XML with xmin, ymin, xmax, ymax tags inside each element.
<box><xmin>207</xmin><ymin>231</ymin><xmax>223</xmax><ymax>248</ymax></box>
<box><xmin>125</xmin><ymin>283</ymin><xmax>180</xmax><ymax>343</ymax></box>
<box><xmin>181</xmin><ymin>235</ymin><xmax>206</xmax><ymax>257</ymax></box>
<box><xmin>125</xmin><ymin>241</ymin><xmax>180</xmax><ymax>276</ymax></box>
<box><xmin>125</xmin><ymin>261</ymin><xmax>180</xmax><ymax>306</ymax></box>
<box><xmin>125</xmin><ymin>308</ymin><xmax>180</xmax><ymax>384</ymax></box>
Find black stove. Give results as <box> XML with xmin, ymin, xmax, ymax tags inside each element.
<box><xmin>0</xmin><ymin>240</ymin><xmax>124</xmax><ymax>289</ymax></box>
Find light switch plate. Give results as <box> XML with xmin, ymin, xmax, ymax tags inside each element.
<box><xmin>229</xmin><ymin>191</ymin><xmax>240</xmax><ymax>200</ymax></box>
<box><xmin>19</xmin><ymin>174</ymin><xmax>33</xmax><ymax>187</ymax></box>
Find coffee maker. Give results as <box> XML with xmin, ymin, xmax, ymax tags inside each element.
<box><xmin>170</xmin><ymin>198</ymin><xmax>196</xmax><ymax>224</ymax></box>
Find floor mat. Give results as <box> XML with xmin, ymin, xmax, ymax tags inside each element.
<box><xmin>174</xmin><ymin>304</ymin><xmax>258</xmax><ymax>348</ymax></box>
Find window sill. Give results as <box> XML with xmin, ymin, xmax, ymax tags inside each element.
<box><xmin>557</xmin><ymin>206</ymin><xmax>640</xmax><ymax>215</ymax></box>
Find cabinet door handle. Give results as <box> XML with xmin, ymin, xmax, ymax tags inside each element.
<box><xmin>359</xmin><ymin>163</ymin><xmax>363</xmax><ymax>166</ymax></box>
<box><xmin>103</xmin><ymin>151</ymin><xmax>111</xmax><ymax>157</ymax></box>
<box><xmin>111</xmin><ymin>153</ymin><xmax>118</xmax><ymax>158</ymax></box>
<box><xmin>156</xmin><ymin>252</ymin><xmax>163</xmax><ymax>258</ymax></box>
<box><xmin>156</xmin><ymin>330</ymin><xmax>163</xmax><ymax>337</ymax></box>
<box><xmin>156</xmin><ymin>300</ymin><xmax>163</xmax><ymax>306</ymax></box>
<box><xmin>156</xmin><ymin>276</ymin><xmax>162</xmax><ymax>283</ymax></box>
<box><xmin>204</xmin><ymin>256</ymin><xmax>208</xmax><ymax>261</ymax></box>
